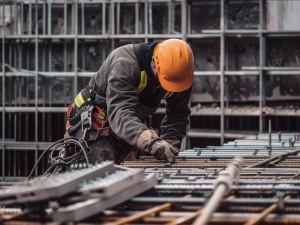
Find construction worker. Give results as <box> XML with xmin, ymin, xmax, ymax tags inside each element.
<box><xmin>66</xmin><ymin>39</ymin><xmax>194</xmax><ymax>165</ymax></box>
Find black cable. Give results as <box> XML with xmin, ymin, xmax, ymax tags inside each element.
<box><xmin>27</xmin><ymin>138</ymin><xmax>64</xmax><ymax>180</ymax></box>
<box><xmin>27</xmin><ymin>136</ymin><xmax>91</xmax><ymax>180</ymax></box>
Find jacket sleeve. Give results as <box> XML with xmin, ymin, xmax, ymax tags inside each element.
<box><xmin>160</xmin><ymin>86</ymin><xmax>192</xmax><ymax>145</ymax></box>
<box><xmin>106</xmin><ymin>61</ymin><xmax>149</xmax><ymax>146</ymax></box>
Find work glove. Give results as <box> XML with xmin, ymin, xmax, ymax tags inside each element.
<box><xmin>150</xmin><ymin>139</ymin><xmax>179</xmax><ymax>163</ymax></box>
<box><xmin>164</xmin><ymin>137</ymin><xmax>182</xmax><ymax>151</ymax></box>
<box><xmin>137</xmin><ymin>130</ymin><xmax>179</xmax><ymax>164</ymax></box>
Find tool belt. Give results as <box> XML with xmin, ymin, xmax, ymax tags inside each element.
<box><xmin>66</xmin><ymin>104</ymin><xmax>111</xmax><ymax>142</ymax></box>
<box><xmin>65</xmin><ymin>85</ymin><xmax>111</xmax><ymax>142</ymax></box>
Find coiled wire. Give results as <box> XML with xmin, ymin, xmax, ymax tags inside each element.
<box><xmin>27</xmin><ymin>136</ymin><xmax>91</xmax><ymax>180</ymax></box>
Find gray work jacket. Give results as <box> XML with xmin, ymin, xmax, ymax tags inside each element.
<box><xmin>89</xmin><ymin>43</ymin><xmax>192</xmax><ymax>148</ymax></box>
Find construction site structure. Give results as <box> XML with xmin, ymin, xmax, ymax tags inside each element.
<box><xmin>1</xmin><ymin>0</ymin><xmax>300</xmax><ymax>178</ymax></box>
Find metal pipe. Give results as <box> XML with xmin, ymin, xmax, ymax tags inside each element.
<box><xmin>258</xmin><ymin>0</ymin><xmax>264</xmax><ymax>133</ymax></box>
<box><xmin>2</xmin><ymin>0</ymin><xmax>6</xmax><ymax>180</ymax></box>
<box><xmin>102</xmin><ymin>2</ymin><xmax>105</xmax><ymax>35</ymax></box>
<box><xmin>144</xmin><ymin>1</ymin><xmax>148</xmax><ymax>42</ymax></box>
<box><xmin>168</xmin><ymin>0</ymin><xmax>171</xmax><ymax>34</ymax></box>
<box><xmin>181</xmin><ymin>0</ymin><xmax>186</xmax><ymax>41</ymax></box>
<box><xmin>278</xmin><ymin>132</ymin><xmax>281</xmax><ymax>142</ymax></box>
<box><xmin>268</xmin><ymin>120</ymin><xmax>271</xmax><ymax>146</ymax></box>
<box><xmin>192</xmin><ymin>156</ymin><xmax>244</xmax><ymax>225</ymax></box>
<box><xmin>135</xmin><ymin>2</ymin><xmax>138</xmax><ymax>35</ymax></box>
<box><xmin>247</xmin><ymin>148</ymin><xmax>300</xmax><ymax>168</ymax></box>
<box><xmin>219</xmin><ymin>0</ymin><xmax>225</xmax><ymax>145</ymax></box>
<box><xmin>192</xmin><ymin>185</ymin><xmax>227</xmax><ymax>225</ymax></box>
<box><xmin>131</xmin><ymin>196</ymin><xmax>300</xmax><ymax>205</ymax></box>
<box><xmin>34</xmin><ymin>0</ymin><xmax>39</xmax><ymax>177</ymax></box>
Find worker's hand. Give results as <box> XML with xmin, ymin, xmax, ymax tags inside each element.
<box><xmin>164</xmin><ymin>137</ymin><xmax>182</xmax><ymax>151</ymax></box>
<box><xmin>150</xmin><ymin>139</ymin><xmax>179</xmax><ymax>163</ymax></box>
<box><xmin>137</xmin><ymin>130</ymin><xmax>179</xmax><ymax>164</ymax></box>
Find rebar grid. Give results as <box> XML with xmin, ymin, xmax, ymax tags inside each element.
<box><xmin>1</xmin><ymin>133</ymin><xmax>300</xmax><ymax>224</ymax></box>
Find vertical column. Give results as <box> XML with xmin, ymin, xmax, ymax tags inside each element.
<box><xmin>181</xmin><ymin>0</ymin><xmax>187</xmax><ymax>41</ymax></box>
<box><xmin>182</xmin><ymin>0</ymin><xmax>187</xmax><ymax>149</ymax></box>
<box><xmin>21</xmin><ymin>2</ymin><xmax>24</xmax><ymax>36</ymax></box>
<box><xmin>168</xmin><ymin>0</ymin><xmax>171</xmax><ymax>34</ymax></box>
<box><xmin>259</xmin><ymin>0</ymin><xmax>265</xmax><ymax>132</ymax></box>
<box><xmin>2</xmin><ymin>1</ymin><xmax>6</xmax><ymax>180</ymax></box>
<box><xmin>29</xmin><ymin>1</ymin><xmax>32</xmax><ymax>35</ymax></box>
<box><xmin>116</xmin><ymin>2</ymin><xmax>120</xmax><ymax>35</ymax></box>
<box><xmin>64</xmin><ymin>0</ymin><xmax>67</xmax><ymax>35</ymax></box>
<box><xmin>144</xmin><ymin>1</ymin><xmax>148</xmax><ymax>42</ymax></box>
<box><xmin>220</xmin><ymin>0</ymin><xmax>225</xmax><ymax>145</ymax></box>
<box><xmin>102</xmin><ymin>2</ymin><xmax>106</xmax><ymax>35</ymax></box>
<box><xmin>24</xmin><ymin>1</ymin><xmax>29</xmax><ymax>176</ymax></box>
<box><xmin>135</xmin><ymin>2</ymin><xmax>138</xmax><ymax>35</ymax></box>
<box><xmin>14</xmin><ymin>1</ymin><xmax>17</xmax><ymax>35</ymax></box>
<box><xmin>110</xmin><ymin>1</ymin><xmax>115</xmax><ymax>49</ymax></box>
<box><xmin>63</xmin><ymin>1</ymin><xmax>67</xmax><ymax>105</ymax></box>
<box><xmin>110</xmin><ymin>1</ymin><xmax>115</xmax><ymax>35</ymax></box>
<box><xmin>42</xmin><ymin>2</ymin><xmax>46</xmax><ymax>142</ymax></box>
<box><xmin>48</xmin><ymin>1</ymin><xmax>51</xmax><ymax>35</ymax></box>
<box><xmin>149</xmin><ymin>1</ymin><xmax>153</xmax><ymax>35</ymax></box>
<box><xmin>74</xmin><ymin>0</ymin><xmax>78</xmax><ymax>95</ymax></box>
<box><xmin>81</xmin><ymin>2</ymin><xmax>84</xmax><ymax>35</ymax></box>
<box><xmin>34</xmin><ymin>0</ymin><xmax>39</xmax><ymax>176</ymax></box>
<box><xmin>48</xmin><ymin>2</ymin><xmax>52</xmax><ymax>107</ymax></box>
<box><xmin>42</xmin><ymin>2</ymin><xmax>46</xmax><ymax>35</ymax></box>
<box><xmin>16</xmin><ymin>3</ymin><xmax>22</xmax><ymax>168</ymax></box>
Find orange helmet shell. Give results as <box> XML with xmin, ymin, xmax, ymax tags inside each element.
<box><xmin>153</xmin><ymin>39</ymin><xmax>194</xmax><ymax>92</ymax></box>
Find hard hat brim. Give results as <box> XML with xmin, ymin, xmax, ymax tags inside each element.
<box><xmin>158</xmin><ymin>73</ymin><xmax>194</xmax><ymax>92</ymax></box>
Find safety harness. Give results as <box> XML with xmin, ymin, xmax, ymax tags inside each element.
<box><xmin>66</xmin><ymin>85</ymin><xmax>110</xmax><ymax>142</ymax></box>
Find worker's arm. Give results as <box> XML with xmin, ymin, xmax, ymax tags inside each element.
<box><xmin>106</xmin><ymin>61</ymin><xmax>149</xmax><ymax>146</ymax></box>
<box><xmin>160</xmin><ymin>86</ymin><xmax>193</xmax><ymax>150</ymax></box>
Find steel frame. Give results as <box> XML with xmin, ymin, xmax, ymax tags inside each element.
<box><xmin>1</xmin><ymin>0</ymin><xmax>300</xmax><ymax>179</ymax></box>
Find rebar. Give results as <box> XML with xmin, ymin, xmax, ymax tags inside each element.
<box><xmin>192</xmin><ymin>156</ymin><xmax>244</xmax><ymax>225</ymax></box>
<box><xmin>247</xmin><ymin>148</ymin><xmax>300</xmax><ymax>168</ymax></box>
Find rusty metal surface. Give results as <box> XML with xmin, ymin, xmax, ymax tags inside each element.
<box><xmin>1</xmin><ymin>133</ymin><xmax>300</xmax><ymax>224</ymax></box>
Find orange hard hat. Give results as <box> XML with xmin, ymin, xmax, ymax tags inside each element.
<box><xmin>153</xmin><ymin>39</ymin><xmax>194</xmax><ymax>92</ymax></box>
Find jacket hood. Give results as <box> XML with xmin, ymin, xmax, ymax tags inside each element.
<box><xmin>135</xmin><ymin>42</ymin><xmax>159</xmax><ymax>83</ymax></box>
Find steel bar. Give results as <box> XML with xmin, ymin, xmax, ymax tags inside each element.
<box><xmin>2</xmin><ymin>0</ymin><xmax>6</xmax><ymax>182</ymax></box>
<box><xmin>105</xmin><ymin>203</ymin><xmax>171</xmax><ymax>225</ymax></box>
<box><xmin>209</xmin><ymin>213</ymin><xmax>300</xmax><ymax>224</ymax></box>
<box><xmin>1</xmin><ymin>134</ymin><xmax>299</xmax><ymax>223</ymax></box>
<box><xmin>192</xmin><ymin>156</ymin><xmax>244</xmax><ymax>225</ymax></box>
<box><xmin>247</xmin><ymin>148</ymin><xmax>300</xmax><ymax>168</ymax></box>
<box><xmin>166</xmin><ymin>208</ymin><xmax>204</xmax><ymax>225</ymax></box>
<box><xmin>166</xmin><ymin>195</ymin><xmax>235</xmax><ymax>225</ymax></box>
<box><xmin>244</xmin><ymin>195</ymin><xmax>291</xmax><ymax>225</ymax></box>
<box><xmin>95</xmin><ymin>211</ymin><xmax>300</xmax><ymax>225</ymax></box>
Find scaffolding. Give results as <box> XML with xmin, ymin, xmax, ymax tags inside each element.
<box><xmin>1</xmin><ymin>0</ymin><xmax>300</xmax><ymax>178</ymax></box>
